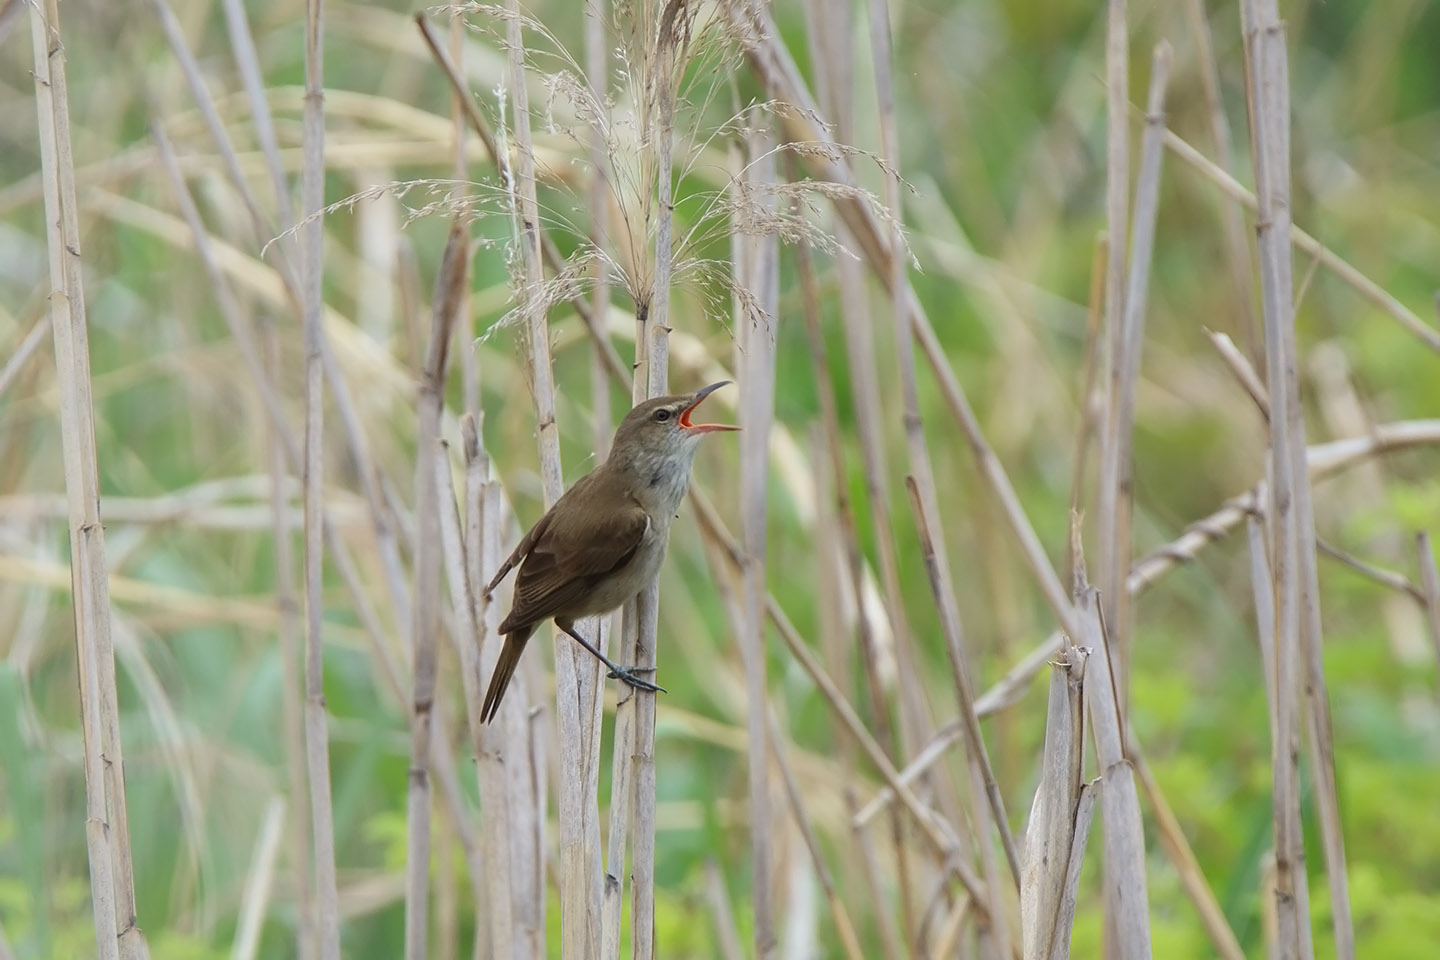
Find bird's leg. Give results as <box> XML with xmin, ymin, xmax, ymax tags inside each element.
<box><xmin>555</xmin><ymin>621</ymin><xmax>667</xmax><ymax>694</ymax></box>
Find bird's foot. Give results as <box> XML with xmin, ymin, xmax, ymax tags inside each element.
<box><xmin>606</xmin><ymin>665</ymin><xmax>666</xmax><ymax>694</ymax></box>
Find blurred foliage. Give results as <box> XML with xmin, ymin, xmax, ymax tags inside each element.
<box><xmin>2</xmin><ymin>0</ymin><xmax>1440</xmax><ymax>958</ymax></box>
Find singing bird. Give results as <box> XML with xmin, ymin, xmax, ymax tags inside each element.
<box><xmin>479</xmin><ymin>381</ymin><xmax>739</xmax><ymax>723</ymax></box>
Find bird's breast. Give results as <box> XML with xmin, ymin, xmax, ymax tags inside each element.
<box><xmin>569</xmin><ymin>517</ymin><xmax>671</xmax><ymax>617</ymax></box>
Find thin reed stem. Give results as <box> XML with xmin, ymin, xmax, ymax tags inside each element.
<box><xmin>29</xmin><ymin>3</ymin><xmax>147</xmax><ymax>955</ymax></box>
<box><xmin>1244</xmin><ymin>1</ymin><xmax>1351</xmax><ymax>955</ymax></box>
<box><xmin>299</xmin><ymin>1</ymin><xmax>341</xmax><ymax>956</ymax></box>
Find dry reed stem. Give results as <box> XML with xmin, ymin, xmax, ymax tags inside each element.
<box><xmin>405</xmin><ymin>219</ymin><xmax>465</xmax><ymax>960</ymax></box>
<box><xmin>29</xmin><ymin>3</ymin><xmax>148</xmax><ymax>956</ymax></box>
<box><xmin>1183</xmin><ymin>0</ymin><xmax>1259</xmax><ymax>361</ymax></box>
<box><xmin>904</xmin><ymin>477</ymin><xmax>1021</xmax><ymax>915</ymax></box>
<box><xmin>451</xmin><ymin>422</ymin><xmax>519</xmax><ymax>960</ymax></box>
<box><xmin>1096</xmin><ymin>0</ymin><xmax>1129</xmax><ymax>715</ymax></box>
<box><xmin>1046</xmin><ymin>784</ymin><xmax>1097</xmax><ymax>960</ymax></box>
<box><xmin>1020</xmin><ymin>644</ymin><xmax>1087</xmax><ymax>960</ymax></box>
<box><xmin>1418</xmin><ymin>532</ymin><xmax>1440</xmax><ymax>674</ymax></box>
<box><xmin>620</xmin><ymin>4</ymin><xmax>693</xmax><ymax>956</ymax></box>
<box><xmin>497</xmin><ymin>3</ymin><xmax>592</xmax><ymax>956</ymax></box>
<box><xmin>219</xmin><ymin>0</ymin><xmax>293</xmax><ymax>228</ymax></box>
<box><xmin>298</xmin><ymin>1</ymin><xmax>341</xmax><ymax>956</ymax></box>
<box><xmin>583</xmin><ymin>8</ymin><xmax>616</xmax><ymax>947</ymax></box>
<box><xmin>1163</xmin><ymin>131</ymin><xmax>1440</xmax><ymax>354</ymax></box>
<box><xmin>1244</xmin><ymin>1</ymin><xmax>1351</xmax><ymax>955</ymax></box>
<box><xmin>1206</xmin><ymin>329</ymin><xmax>1271</xmax><ymax>421</ymax></box>
<box><xmin>231</xmin><ymin>797</ymin><xmax>285</xmax><ymax>960</ymax></box>
<box><xmin>1098</xmin><ymin>42</ymin><xmax>1171</xmax><ymax>705</ymax></box>
<box><xmin>264</xmin><ymin>324</ymin><xmax>316</xmax><ymax>960</ymax></box>
<box><xmin>1072</xmin><ymin>573</ymin><xmax>1151</xmax><ymax>958</ymax></box>
<box><xmin>733</xmin><ymin>117</ymin><xmax>780</xmax><ymax>956</ymax></box>
<box><xmin>1316</xmin><ymin>540</ymin><xmax>1426</xmax><ymax>603</ymax></box>
<box><xmin>1067</xmin><ymin>236</ymin><xmax>1108</xmax><ymax>530</ymax></box>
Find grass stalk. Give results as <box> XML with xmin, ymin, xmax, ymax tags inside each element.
<box><xmin>1244</xmin><ymin>1</ymin><xmax>1352</xmax><ymax>955</ymax></box>
<box><xmin>29</xmin><ymin>2</ymin><xmax>147</xmax><ymax>956</ymax></box>
<box><xmin>298</xmin><ymin>1</ymin><xmax>341</xmax><ymax>955</ymax></box>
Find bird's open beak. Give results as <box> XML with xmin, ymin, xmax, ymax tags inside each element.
<box><xmin>678</xmin><ymin>380</ymin><xmax>740</xmax><ymax>433</ymax></box>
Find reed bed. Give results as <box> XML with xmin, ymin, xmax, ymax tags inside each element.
<box><xmin>5</xmin><ymin>1</ymin><xmax>1440</xmax><ymax>958</ymax></box>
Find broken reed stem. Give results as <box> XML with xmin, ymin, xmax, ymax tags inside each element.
<box><xmin>29</xmin><ymin>3</ymin><xmax>147</xmax><ymax>956</ymax></box>
<box><xmin>1100</xmin><ymin>41</ymin><xmax>1172</xmax><ymax>704</ymax></box>
<box><xmin>1019</xmin><ymin>642</ymin><xmax>1087</xmax><ymax>960</ymax></box>
<box><xmin>1073</xmin><ymin>577</ymin><xmax>1152</xmax><ymax>959</ymax></box>
<box><xmin>405</xmin><ymin>220</ymin><xmax>465</xmax><ymax>960</ymax></box>
<box><xmin>1244</xmin><ymin>0</ymin><xmax>1351</xmax><ymax>955</ymax></box>
<box><xmin>735</xmin><ymin>116</ymin><xmax>779</xmax><ymax>958</ymax></box>
<box><xmin>298</xmin><ymin>1</ymin><xmax>341</xmax><ymax>956</ymax></box>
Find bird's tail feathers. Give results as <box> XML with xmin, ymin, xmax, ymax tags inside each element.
<box><xmin>479</xmin><ymin>625</ymin><xmax>533</xmax><ymax>724</ymax></box>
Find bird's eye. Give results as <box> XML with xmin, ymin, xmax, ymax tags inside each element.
<box><xmin>653</xmin><ymin>408</ymin><xmax>672</xmax><ymax>423</ymax></box>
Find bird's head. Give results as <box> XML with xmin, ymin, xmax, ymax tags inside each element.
<box><xmin>609</xmin><ymin>381</ymin><xmax>739</xmax><ymax>484</ymax></box>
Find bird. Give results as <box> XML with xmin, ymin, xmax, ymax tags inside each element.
<box><xmin>479</xmin><ymin>380</ymin><xmax>739</xmax><ymax>723</ymax></box>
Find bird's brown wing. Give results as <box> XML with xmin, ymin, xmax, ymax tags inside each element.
<box><xmin>500</xmin><ymin>503</ymin><xmax>649</xmax><ymax>631</ymax></box>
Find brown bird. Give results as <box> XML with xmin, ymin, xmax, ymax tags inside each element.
<box><xmin>479</xmin><ymin>381</ymin><xmax>739</xmax><ymax>723</ymax></box>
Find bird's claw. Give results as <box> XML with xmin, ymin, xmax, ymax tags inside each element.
<box><xmin>607</xmin><ymin>665</ymin><xmax>666</xmax><ymax>694</ymax></box>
